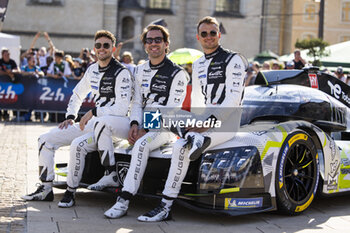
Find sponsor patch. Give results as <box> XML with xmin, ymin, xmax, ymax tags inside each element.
<box><xmin>225</xmin><ymin>197</ymin><xmax>263</xmax><ymax>209</ymax></box>
<box><xmin>199</xmin><ymin>74</ymin><xmax>206</xmax><ymax>79</ymax></box>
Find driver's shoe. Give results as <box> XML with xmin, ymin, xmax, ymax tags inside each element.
<box><xmin>21</xmin><ymin>184</ymin><xmax>53</xmax><ymax>201</ymax></box>
<box><xmin>87</xmin><ymin>171</ymin><xmax>119</xmax><ymax>191</ymax></box>
<box><xmin>185</xmin><ymin>132</ymin><xmax>211</xmax><ymax>161</ymax></box>
<box><xmin>137</xmin><ymin>201</ymin><xmax>172</xmax><ymax>222</ymax></box>
<box><xmin>104</xmin><ymin>197</ymin><xmax>129</xmax><ymax>219</ymax></box>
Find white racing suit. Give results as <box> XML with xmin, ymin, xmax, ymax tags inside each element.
<box><xmin>162</xmin><ymin>46</ymin><xmax>248</xmax><ymax>198</ymax></box>
<box><xmin>121</xmin><ymin>57</ymin><xmax>189</xmax><ymax>196</ymax></box>
<box><xmin>38</xmin><ymin>58</ymin><xmax>132</xmax><ymax>184</ymax></box>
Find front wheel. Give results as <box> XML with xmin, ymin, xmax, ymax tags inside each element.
<box><xmin>275</xmin><ymin>130</ymin><xmax>319</xmax><ymax>215</ymax></box>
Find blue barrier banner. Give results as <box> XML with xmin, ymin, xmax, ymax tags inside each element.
<box><xmin>0</xmin><ymin>75</ymin><xmax>94</xmax><ymax>112</ymax></box>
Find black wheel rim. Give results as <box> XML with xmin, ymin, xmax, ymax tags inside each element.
<box><xmin>284</xmin><ymin>142</ymin><xmax>316</xmax><ymax>203</ymax></box>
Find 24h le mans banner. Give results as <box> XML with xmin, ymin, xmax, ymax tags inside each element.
<box><xmin>0</xmin><ymin>75</ymin><xmax>94</xmax><ymax>112</ymax></box>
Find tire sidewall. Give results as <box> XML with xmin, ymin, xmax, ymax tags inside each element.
<box><xmin>275</xmin><ymin>130</ymin><xmax>319</xmax><ymax>214</ymax></box>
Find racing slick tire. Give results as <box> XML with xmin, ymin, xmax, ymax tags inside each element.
<box><xmin>275</xmin><ymin>130</ymin><xmax>319</xmax><ymax>215</ymax></box>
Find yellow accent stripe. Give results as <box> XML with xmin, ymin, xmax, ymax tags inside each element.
<box><xmin>260</xmin><ymin>72</ymin><xmax>268</xmax><ymax>85</ymax></box>
<box><xmin>322</xmin><ymin>131</ymin><xmax>327</xmax><ymax>148</ymax></box>
<box><xmin>219</xmin><ymin>187</ymin><xmax>240</xmax><ymax>194</ymax></box>
<box><xmin>299</xmin><ymin>149</ymin><xmax>307</xmax><ymax>163</ymax></box>
<box><xmin>295</xmin><ymin>194</ymin><xmax>314</xmax><ymax>212</ymax></box>
<box><xmin>261</xmin><ymin>126</ymin><xmax>288</xmax><ymax>160</ymax></box>
<box><xmin>302</xmin><ymin>161</ymin><xmax>313</xmax><ymax>169</ymax></box>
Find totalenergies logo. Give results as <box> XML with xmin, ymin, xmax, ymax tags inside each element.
<box><xmin>0</xmin><ymin>83</ymin><xmax>24</xmax><ymax>103</ymax></box>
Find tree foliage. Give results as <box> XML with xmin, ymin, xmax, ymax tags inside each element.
<box><xmin>295</xmin><ymin>38</ymin><xmax>329</xmax><ymax>66</ymax></box>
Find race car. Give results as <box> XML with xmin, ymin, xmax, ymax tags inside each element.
<box><xmin>55</xmin><ymin>67</ymin><xmax>350</xmax><ymax>216</ymax></box>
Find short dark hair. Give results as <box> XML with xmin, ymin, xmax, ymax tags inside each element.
<box><xmin>141</xmin><ymin>25</ymin><xmax>170</xmax><ymax>53</ymax></box>
<box><xmin>94</xmin><ymin>30</ymin><xmax>116</xmax><ymax>46</ymax></box>
<box><xmin>54</xmin><ymin>50</ymin><xmax>64</xmax><ymax>58</ymax></box>
<box><xmin>197</xmin><ymin>16</ymin><xmax>220</xmax><ymax>33</ymax></box>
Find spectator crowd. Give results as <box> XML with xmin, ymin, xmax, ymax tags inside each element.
<box><xmin>0</xmin><ymin>32</ymin><xmax>349</xmax><ymax>122</ymax></box>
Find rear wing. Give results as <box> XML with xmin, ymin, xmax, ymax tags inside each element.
<box><xmin>255</xmin><ymin>68</ymin><xmax>350</xmax><ymax>108</ymax></box>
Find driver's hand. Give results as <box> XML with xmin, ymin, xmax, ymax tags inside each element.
<box><xmin>58</xmin><ymin>119</ymin><xmax>74</xmax><ymax>129</ymax></box>
<box><xmin>128</xmin><ymin>124</ymin><xmax>139</xmax><ymax>145</ymax></box>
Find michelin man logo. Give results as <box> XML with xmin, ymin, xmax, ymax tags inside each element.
<box><xmin>143</xmin><ymin>110</ymin><xmax>161</xmax><ymax>129</ymax></box>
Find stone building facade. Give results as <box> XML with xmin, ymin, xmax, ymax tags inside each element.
<box><xmin>2</xmin><ymin>0</ymin><xmax>263</xmax><ymax>61</ymax></box>
<box><xmin>3</xmin><ymin>0</ymin><xmax>347</xmax><ymax>62</ymax></box>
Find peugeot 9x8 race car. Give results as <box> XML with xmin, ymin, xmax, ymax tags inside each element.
<box><xmin>55</xmin><ymin>67</ymin><xmax>350</xmax><ymax>216</ymax></box>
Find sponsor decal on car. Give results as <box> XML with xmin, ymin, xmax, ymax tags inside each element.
<box><xmin>308</xmin><ymin>74</ymin><xmax>318</xmax><ymax>89</ymax></box>
<box><xmin>224</xmin><ymin>197</ymin><xmax>263</xmax><ymax>209</ymax></box>
<box><xmin>288</xmin><ymin>133</ymin><xmax>307</xmax><ymax>146</ymax></box>
<box><xmin>279</xmin><ymin>144</ymin><xmax>289</xmax><ymax>189</ymax></box>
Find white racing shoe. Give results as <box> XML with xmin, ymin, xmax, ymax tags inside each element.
<box><xmin>87</xmin><ymin>171</ymin><xmax>119</xmax><ymax>191</ymax></box>
<box><xmin>185</xmin><ymin>132</ymin><xmax>211</xmax><ymax>161</ymax></box>
<box><xmin>21</xmin><ymin>184</ymin><xmax>54</xmax><ymax>201</ymax></box>
<box><xmin>104</xmin><ymin>197</ymin><xmax>129</xmax><ymax>219</ymax></box>
<box><xmin>137</xmin><ymin>201</ymin><xmax>172</xmax><ymax>222</ymax></box>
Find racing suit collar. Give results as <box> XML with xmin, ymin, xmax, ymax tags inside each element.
<box><xmin>149</xmin><ymin>56</ymin><xmax>167</xmax><ymax>70</ymax></box>
<box><xmin>204</xmin><ymin>46</ymin><xmax>223</xmax><ymax>59</ymax></box>
<box><xmin>98</xmin><ymin>57</ymin><xmax>114</xmax><ymax>72</ymax></box>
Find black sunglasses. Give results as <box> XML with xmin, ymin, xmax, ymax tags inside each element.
<box><xmin>200</xmin><ymin>30</ymin><xmax>218</xmax><ymax>38</ymax></box>
<box><xmin>145</xmin><ymin>37</ymin><xmax>164</xmax><ymax>44</ymax></box>
<box><xmin>94</xmin><ymin>42</ymin><xmax>111</xmax><ymax>49</ymax></box>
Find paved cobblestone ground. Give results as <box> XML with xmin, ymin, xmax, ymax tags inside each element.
<box><xmin>0</xmin><ymin>123</ymin><xmax>27</xmax><ymax>233</ymax></box>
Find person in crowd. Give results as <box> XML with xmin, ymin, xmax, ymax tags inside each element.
<box><xmin>21</xmin><ymin>30</ymin><xmax>133</xmax><ymax>207</ymax></box>
<box><xmin>41</xmin><ymin>56</ymin><xmax>53</xmax><ymax>76</ymax></box>
<box><xmin>90</xmin><ymin>49</ymin><xmax>97</xmax><ymax>62</ymax></box>
<box><xmin>0</xmin><ymin>47</ymin><xmax>21</xmax><ymax>120</ymax></box>
<box><xmin>113</xmin><ymin>42</ymin><xmax>123</xmax><ymax>61</ymax></box>
<box><xmin>137</xmin><ymin>59</ymin><xmax>146</xmax><ymax>65</ymax></box>
<box><xmin>47</xmin><ymin>50</ymin><xmax>72</xmax><ymax>79</ymax></box>
<box><xmin>262</xmin><ymin>61</ymin><xmax>271</xmax><ymax>70</ymax></box>
<box><xmin>64</xmin><ymin>54</ymin><xmax>75</xmax><ymax>72</ymax></box>
<box><xmin>21</xmin><ymin>54</ymin><xmax>44</xmax><ymax>77</ymax></box>
<box><xmin>272</xmin><ymin>60</ymin><xmax>281</xmax><ymax>70</ymax></box>
<box><xmin>0</xmin><ymin>47</ymin><xmax>20</xmax><ymax>81</ymax></box>
<box><xmin>120</xmin><ymin>51</ymin><xmax>136</xmax><ymax>74</ymax></box>
<box><xmin>103</xmin><ymin>24</ymin><xmax>189</xmax><ymax>220</ymax></box>
<box><xmin>293</xmin><ymin>49</ymin><xmax>306</xmax><ymax>69</ymax></box>
<box><xmin>245</xmin><ymin>61</ymin><xmax>260</xmax><ymax>86</ymax></box>
<box><xmin>286</xmin><ymin>60</ymin><xmax>295</xmax><ymax>70</ymax></box>
<box><xmin>334</xmin><ymin>66</ymin><xmax>347</xmax><ymax>83</ymax></box>
<box><xmin>71</xmin><ymin>58</ymin><xmax>84</xmax><ymax>80</ymax></box>
<box><xmin>20</xmin><ymin>32</ymin><xmax>40</xmax><ymax>67</ymax></box>
<box><xmin>20</xmin><ymin>32</ymin><xmax>55</xmax><ymax>68</ymax></box>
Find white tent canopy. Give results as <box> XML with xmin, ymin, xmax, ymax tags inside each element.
<box><xmin>0</xmin><ymin>32</ymin><xmax>21</xmax><ymax>67</ymax></box>
<box><xmin>280</xmin><ymin>41</ymin><xmax>350</xmax><ymax>72</ymax></box>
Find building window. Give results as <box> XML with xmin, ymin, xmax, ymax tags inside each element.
<box><xmin>147</xmin><ymin>0</ymin><xmax>171</xmax><ymax>9</ymax></box>
<box><xmin>214</xmin><ymin>0</ymin><xmax>241</xmax><ymax>17</ymax></box>
<box><xmin>122</xmin><ymin>17</ymin><xmax>135</xmax><ymax>40</ymax></box>
<box><xmin>342</xmin><ymin>1</ymin><xmax>350</xmax><ymax>22</ymax></box>
<box><xmin>26</xmin><ymin>0</ymin><xmax>64</xmax><ymax>6</ymax></box>
<box><xmin>340</xmin><ymin>35</ymin><xmax>350</xmax><ymax>42</ymax></box>
<box><xmin>302</xmin><ymin>33</ymin><xmax>316</xmax><ymax>40</ymax></box>
<box><xmin>303</xmin><ymin>3</ymin><xmax>317</xmax><ymax>22</ymax></box>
